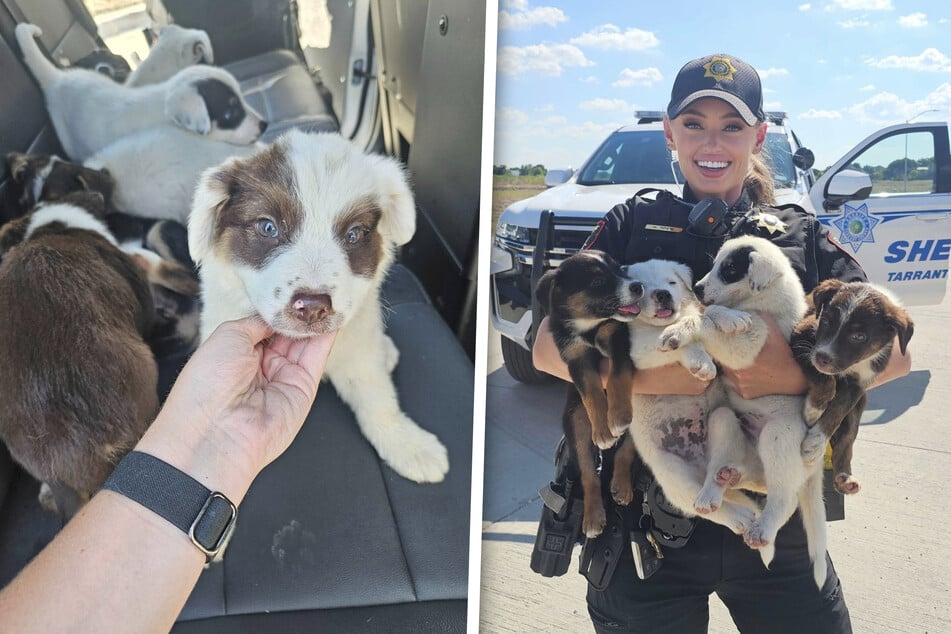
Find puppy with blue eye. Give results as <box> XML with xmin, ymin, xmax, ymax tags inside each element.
<box><xmin>188</xmin><ymin>130</ymin><xmax>449</xmax><ymax>484</ymax></box>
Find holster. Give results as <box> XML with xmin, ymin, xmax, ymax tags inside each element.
<box><xmin>530</xmin><ymin>438</ymin><xmax>584</xmax><ymax>577</ymax></box>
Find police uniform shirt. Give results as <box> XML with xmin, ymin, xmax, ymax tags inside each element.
<box><xmin>582</xmin><ymin>183</ymin><xmax>867</xmax><ymax>294</ymax></box>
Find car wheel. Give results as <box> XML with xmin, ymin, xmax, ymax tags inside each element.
<box><xmin>501</xmin><ymin>336</ymin><xmax>555</xmax><ymax>384</ymax></box>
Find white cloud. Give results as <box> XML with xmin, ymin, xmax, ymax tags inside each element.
<box><xmin>799</xmin><ymin>3</ymin><xmax>812</xmax><ymax>10</ymax></box>
<box><xmin>580</xmin><ymin>75</ymin><xmax>599</xmax><ymax>83</ymax></box>
<box><xmin>838</xmin><ymin>18</ymin><xmax>870</xmax><ymax>28</ymax></box>
<box><xmin>542</xmin><ymin>115</ymin><xmax>569</xmax><ymax>126</ymax></box>
<box><xmin>764</xmin><ymin>101</ymin><xmax>784</xmax><ymax>111</ymax></box>
<box><xmin>860</xmin><ymin>84</ymin><xmax>876</xmax><ymax>91</ymax></box>
<box><xmin>497</xmin><ymin>44</ymin><xmax>595</xmax><ymax>76</ymax></box>
<box><xmin>800</xmin><ymin>108</ymin><xmax>843</xmax><ymax>119</ymax></box>
<box><xmin>580</xmin><ymin>98</ymin><xmax>630</xmax><ymax>111</ymax></box>
<box><xmin>569</xmin><ymin>24</ymin><xmax>659</xmax><ymax>51</ymax></box>
<box><xmin>830</xmin><ymin>0</ymin><xmax>893</xmax><ymax>10</ymax></box>
<box><xmin>612</xmin><ymin>67</ymin><xmax>663</xmax><ymax>88</ymax></box>
<box><xmin>498</xmin><ymin>2</ymin><xmax>567</xmax><ymax>30</ymax></box>
<box><xmin>759</xmin><ymin>67</ymin><xmax>790</xmax><ymax>79</ymax></box>
<box><xmin>845</xmin><ymin>83</ymin><xmax>951</xmax><ymax>125</ymax></box>
<box><xmin>898</xmin><ymin>12</ymin><xmax>927</xmax><ymax>28</ymax></box>
<box><xmin>495</xmin><ymin>107</ymin><xmax>529</xmax><ymax>125</ymax></box>
<box><xmin>866</xmin><ymin>48</ymin><xmax>951</xmax><ymax>71</ymax></box>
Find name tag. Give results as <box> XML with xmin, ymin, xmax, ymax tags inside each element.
<box><xmin>645</xmin><ymin>224</ymin><xmax>683</xmax><ymax>233</ymax></box>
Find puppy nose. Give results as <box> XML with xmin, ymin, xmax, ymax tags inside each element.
<box><xmin>259</xmin><ymin>120</ymin><xmax>269</xmax><ymax>134</ymax></box>
<box><xmin>813</xmin><ymin>350</ymin><xmax>832</xmax><ymax>367</ymax></box>
<box><xmin>291</xmin><ymin>292</ymin><xmax>333</xmax><ymax>323</ymax></box>
<box><xmin>654</xmin><ymin>289</ymin><xmax>671</xmax><ymax>304</ymax></box>
<box><xmin>694</xmin><ymin>283</ymin><xmax>705</xmax><ymax>302</ymax></box>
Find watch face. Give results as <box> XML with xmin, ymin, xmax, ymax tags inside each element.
<box><xmin>191</xmin><ymin>492</ymin><xmax>237</xmax><ymax>555</ymax></box>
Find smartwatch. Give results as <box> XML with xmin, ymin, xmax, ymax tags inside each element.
<box><xmin>102</xmin><ymin>451</ymin><xmax>237</xmax><ymax>561</ymax></box>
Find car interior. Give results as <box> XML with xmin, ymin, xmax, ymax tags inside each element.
<box><xmin>0</xmin><ymin>1</ymin><xmax>483</xmax><ymax>631</ymax></box>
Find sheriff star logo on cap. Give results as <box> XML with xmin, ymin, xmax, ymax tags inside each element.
<box><xmin>750</xmin><ymin>210</ymin><xmax>788</xmax><ymax>235</ymax></box>
<box><xmin>704</xmin><ymin>57</ymin><xmax>737</xmax><ymax>82</ymax></box>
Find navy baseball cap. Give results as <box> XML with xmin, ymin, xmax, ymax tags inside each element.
<box><xmin>666</xmin><ymin>54</ymin><xmax>765</xmax><ymax>126</ymax></box>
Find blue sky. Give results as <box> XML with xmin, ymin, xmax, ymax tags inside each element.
<box><xmin>493</xmin><ymin>0</ymin><xmax>951</xmax><ymax>172</ymax></box>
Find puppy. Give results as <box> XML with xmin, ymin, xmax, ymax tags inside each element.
<box><xmin>0</xmin><ymin>192</ymin><xmax>158</xmax><ymax>517</ymax></box>
<box><xmin>620</xmin><ymin>259</ymin><xmax>760</xmax><ymax>536</ymax></box>
<box><xmin>660</xmin><ymin>235</ymin><xmax>827</xmax><ymax>587</ymax></box>
<box><xmin>188</xmin><ymin>130</ymin><xmax>448</xmax><ymax>483</ymax></box>
<box><xmin>3</xmin><ymin>152</ymin><xmax>113</xmax><ymax>223</ymax></box>
<box><xmin>534</xmin><ymin>250</ymin><xmax>642</xmax><ymax>536</ymax></box>
<box><xmin>15</xmin><ymin>23</ymin><xmax>265</xmax><ymax>161</ymax></box>
<box><xmin>85</xmin><ymin>125</ymin><xmax>260</xmax><ymax>223</ymax></box>
<box><xmin>126</xmin><ymin>24</ymin><xmax>214</xmax><ymax>86</ymax></box>
<box><xmin>792</xmin><ymin>279</ymin><xmax>914</xmax><ymax>495</ymax></box>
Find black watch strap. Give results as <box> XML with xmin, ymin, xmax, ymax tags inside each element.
<box><xmin>103</xmin><ymin>451</ymin><xmax>237</xmax><ymax>561</ymax></box>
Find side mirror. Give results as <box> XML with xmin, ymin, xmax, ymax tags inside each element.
<box><xmin>824</xmin><ymin>169</ymin><xmax>873</xmax><ymax>210</ymax></box>
<box><xmin>544</xmin><ymin>169</ymin><xmax>573</xmax><ymax>188</ymax></box>
<box><xmin>793</xmin><ymin>147</ymin><xmax>815</xmax><ymax>170</ymax></box>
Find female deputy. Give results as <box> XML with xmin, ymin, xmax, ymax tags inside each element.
<box><xmin>532</xmin><ymin>53</ymin><xmax>911</xmax><ymax>633</ymax></box>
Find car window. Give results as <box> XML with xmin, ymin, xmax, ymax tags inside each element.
<box><xmin>762</xmin><ymin>132</ymin><xmax>797</xmax><ymax>189</ymax></box>
<box><xmin>844</xmin><ymin>131</ymin><xmax>936</xmax><ymax>196</ymax></box>
<box><xmin>576</xmin><ymin>130</ymin><xmax>678</xmax><ymax>185</ymax></box>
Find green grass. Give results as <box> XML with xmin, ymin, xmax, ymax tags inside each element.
<box><xmin>491</xmin><ymin>175</ymin><xmax>546</xmax><ymax>230</ymax></box>
<box><xmin>871</xmin><ymin>179</ymin><xmax>933</xmax><ymax>194</ymax></box>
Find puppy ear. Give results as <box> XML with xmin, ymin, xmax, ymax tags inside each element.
<box><xmin>747</xmin><ymin>250</ymin><xmax>781</xmax><ymax>293</ymax></box>
<box><xmin>193</xmin><ymin>36</ymin><xmax>212</xmax><ymax>64</ymax></box>
<box><xmin>534</xmin><ymin>269</ymin><xmax>556</xmax><ymax>318</ymax></box>
<box><xmin>0</xmin><ymin>215</ymin><xmax>31</xmax><ymax>256</ymax></box>
<box><xmin>374</xmin><ymin>156</ymin><xmax>416</xmax><ymax>246</ymax></box>
<box><xmin>672</xmin><ymin>261</ymin><xmax>693</xmax><ymax>290</ymax></box>
<box><xmin>166</xmin><ymin>82</ymin><xmax>211</xmax><ymax>136</ymax></box>
<box><xmin>6</xmin><ymin>152</ymin><xmax>30</xmax><ymax>181</ymax></box>
<box><xmin>810</xmin><ymin>278</ymin><xmax>844</xmax><ymax>318</ymax></box>
<box><xmin>188</xmin><ymin>164</ymin><xmax>233</xmax><ymax>265</ymax></box>
<box><xmin>888</xmin><ymin>310</ymin><xmax>915</xmax><ymax>355</ymax></box>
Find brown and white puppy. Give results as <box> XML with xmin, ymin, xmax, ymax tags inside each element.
<box><xmin>3</xmin><ymin>152</ymin><xmax>113</xmax><ymax>223</ymax></box>
<box><xmin>535</xmin><ymin>250</ymin><xmax>643</xmax><ymax>537</ymax></box>
<box><xmin>792</xmin><ymin>279</ymin><xmax>914</xmax><ymax>494</ymax></box>
<box><xmin>188</xmin><ymin>130</ymin><xmax>448</xmax><ymax>483</ymax></box>
<box><xmin>0</xmin><ymin>191</ymin><xmax>158</xmax><ymax>517</ymax></box>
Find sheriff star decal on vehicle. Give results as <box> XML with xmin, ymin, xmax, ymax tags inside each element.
<box><xmin>832</xmin><ymin>202</ymin><xmax>880</xmax><ymax>253</ymax></box>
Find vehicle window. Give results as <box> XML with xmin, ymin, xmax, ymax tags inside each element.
<box><xmin>762</xmin><ymin>132</ymin><xmax>797</xmax><ymax>189</ymax></box>
<box><xmin>576</xmin><ymin>131</ymin><xmax>678</xmax><ymax>186</ymax></box>
<box><xmin>844</xmin><ymin>131</ymin><xmax>936</xmax><ymax>195</ymax></box>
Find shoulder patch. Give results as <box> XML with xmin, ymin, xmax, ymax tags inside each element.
<box><xmin>582</xmin><ymin>218</ymin><xmax>606</xmax><ymax>250</ymax></box>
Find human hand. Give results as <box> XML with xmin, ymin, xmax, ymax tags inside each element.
<box><xmin>719</xmin><ymin>313</ymin><xmax>806</xmax><ymax>399</ymax></box>
<box><xmin>137</xmin><ymin>316</ymin><xmax>336</xmax><ymax>502</ymax></box>
<box><xmin>631</xmin><ymin>363</ymin><xmax>711</xmax><ymax>396</ymax></box>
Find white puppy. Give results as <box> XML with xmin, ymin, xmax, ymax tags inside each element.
<box><xmin>621</xmin><ymin>259</ymin><xmax>760</xmax><ymax>535</ymax></box>
<box><xmin>15</xmin><ymin>23</ymin><xmax>265</xmax><ymax>162</ymax></box>
<box><xmin>660</xmin><ymin>235</ymin><xmax>827</xmax><ymax>588</ymax></box>
<box><xmin>126</xmin><ymin>24</ymin><xmax>214</xmax><ymax>86</ymax></box>
<box><xmin>188</xmin><ymin>130</ymin><xmax>449</xmax><ymax>483</ymax></box>
<box><xmin>85</xmin><ymin>126</ymin><xmax>260</xmax><ymax>223</ymax></box>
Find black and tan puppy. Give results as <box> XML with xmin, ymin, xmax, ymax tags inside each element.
<box><xmin>535</xmin><ymin>250</ymin><xmax>642</xmax><ymax>537</ymax></box>
<box><xmin>0</xmin><ymin>191</ymin><xmax>159</xmax><ymax>517</ymax></box>
<box><xmin>3</xmin><ymin>152</ymin><xmax>114</xmax><ymax>223</ymax></box>
<box><xmin>792</xmin><ymin>279</ymin><xmax>914</xmax><ymax>494</ymax></box>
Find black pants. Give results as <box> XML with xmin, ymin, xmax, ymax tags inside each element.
<box><xmin>587</xmin><ymin>511</ymin><xmax>852</xmax><ymax>634</ymax></box>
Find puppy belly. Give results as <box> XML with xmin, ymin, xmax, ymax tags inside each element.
<box><xmin>649</xmin><ymin>407</ymin><xmax>707</xmax><ymax>463</ymax></box>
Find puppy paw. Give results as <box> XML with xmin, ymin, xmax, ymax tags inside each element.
<box><xmin>717</xmin><ymin>502</ymin><xmax>756</xmax><ymax>535</ymax></box>
<box><xmin>38</xmin><ymin>483</ymin><xmax>58</xmax><ymax>513</ymax></box>
<box><xmin>744</xmin><ymin>520</ymin><xmax>774</xmax><ymax>551</ymax></box>
<box><xmin>583</xmin><ymin>506</ymin><xmax>607</xmax><ymax>539</ymax></box>
<box><xmin>694</xmin><ymin>483</ymin><xmax>724</xmax><ymax>515</ymax></box>
<box><xmin>834</xmin><ymin>473</ymin><xmax>861</xmax><ymax>495</ymax></box>
<box><xmin>801</xmin><ymin>426</ymin><xmax>828</xmax><ymax>467</ymax></box>
<box><xmin>592</xmin><ymin>427</ymin><xmax>619</xmax><ymax>451</ymax></box>
<box><xmin>715</xmin><ymin>465</ymin><xmax>743</xmax><ymax>487</ymax></box>
<box><xmin>688</xmin><ymin>359</ymin><xmax>717</xmax><ymax>381</ymax></box>
<box><xmin>611</xmin><ymin>476</ymin><xmax>634</xmax><ymax>507</ymax></box>
<box><xmin>705</xmin><ymin>305</ymin><xmax>752</xmax><ymax>333</ymax></box>
<box><xmin>803</xmin><ymin>401</ymin><xmax>824</xmax><ymax>425</ymax></box>
<box><xmin>659</xmin><ymin>324</ymin><xmax>685</xmax><ymax>351</ymax></box>
<box><xmin>382</xmin><ymin>334</ymin><xmax>400</xmax><ymax>374</ymax></box>
<box><xmin>375</xmin><ymin>416</ymin><xmax>449</xmax><ymax>483</ymax></box>
<box><xmin>608</xmin><ymin>408</ymin><xmax>632</xmax><ymax>437</ymax></box>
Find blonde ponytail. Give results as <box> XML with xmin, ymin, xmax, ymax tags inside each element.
<box><xmin>745</xmin><ymin>153</ymin><xmax>775</xmax><ymax>206</ymax></box>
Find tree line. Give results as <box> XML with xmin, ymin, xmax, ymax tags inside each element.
<box><xmin>493</xmin><ymin>164</ymin><xmax>547</xmax><ymax>176</ymax></box>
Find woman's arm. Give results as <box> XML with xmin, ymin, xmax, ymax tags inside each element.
<box><xmin>532</xmin><ymin>316</ymin><xmax>710</xmax><ymax>395</ymax></box>
<box><xmin>0</xmin><ymin>317</ymin><xmax>335</xmax><ymax>633</ymax></box>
